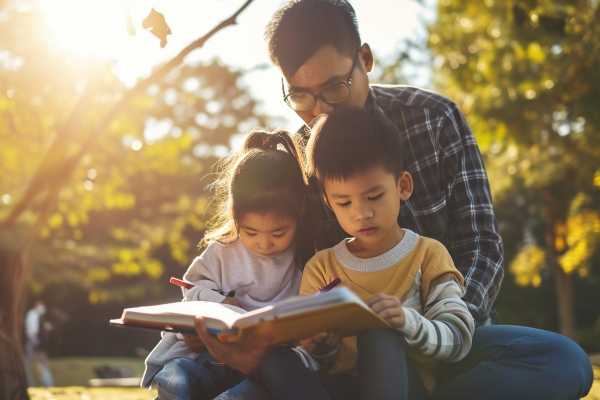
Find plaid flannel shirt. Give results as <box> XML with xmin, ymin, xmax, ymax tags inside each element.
<box><xmin>301</xmin><ymin>85</ymin><xmax>504</xmax><ymax>324</ymax></box>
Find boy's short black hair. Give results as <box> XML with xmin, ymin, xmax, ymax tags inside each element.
<box><xmin>265</xmin><ymin>0</ymin><xmax>361</xmax><ymax>78</ymax></box>
<box><xmin>306</xmin><ymin>107</ymin><xmax>405</xmax><ymax>184</ymax></box>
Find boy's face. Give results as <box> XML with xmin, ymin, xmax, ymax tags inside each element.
<box><xmin>284</xmin><ymin>44</ymin><xmax>373</xmax><ymax>124</ymax></box>
<box><xmin>323</xmin><ymin>165</ymin><xmax>413</xmax><ymax>256</ymax></box>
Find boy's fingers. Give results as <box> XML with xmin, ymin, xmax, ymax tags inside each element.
<box><xmin>366</xmin><ymin>294</ymin><xmax>385</xmax><ymax>306</ymax></box>
<box><xmin>387</xmin><ymin>316</ymin><xmax>405</xmax><ymax>328</ymax></box>
<box><xmin>366</xmin><ymin>293</ymin><xmax>397</xmax><ymax>307</ymax></box>
<box><xmin>378</xmin><ymin>307</ymin><xmax>403</xmax><ymax>319</ymax></box>
<box><xmin>370</xmin><ymin>298</ymin><xmax>400</xmax><ymax>313</ymax></box>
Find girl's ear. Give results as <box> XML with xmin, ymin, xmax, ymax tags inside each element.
<box><xmin>397</xmin><ymin>171</ymin><xmax>413</xmax><ymax>201</ymax></box>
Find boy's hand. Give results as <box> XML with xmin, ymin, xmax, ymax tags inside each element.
<box><xmin>182</xmin><ymin>334</ymin><xmax>205</xmax><ymax>352</ymax></box>
<box><xmin>367</xmin><ymin>293</ymin><xmax>405</xmax><ymax>329</ymax></box>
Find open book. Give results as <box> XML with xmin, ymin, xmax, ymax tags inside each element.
<box><xmin>110</xmin><ymin>286</ymin><xmax>388</xmax><ymax>344</ymax></box>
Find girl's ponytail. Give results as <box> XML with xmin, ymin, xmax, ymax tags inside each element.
<box><xmin>244</xmin><ymin>129</ymin><xmax>305</xmax><ymax>180</ymax></box>
<box><xmin>244</xmin><ymin>130</ymin><xmax>276</xmax><ymax>151</ymax></box>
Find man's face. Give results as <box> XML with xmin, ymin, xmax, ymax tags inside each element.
<box><xmin>323</xmin><ymin>165</ymin><xmax>413</xmax><ymax>256</ymax></box>
<box><xmin>284</xmin><ymin>44</ymin><xmax>372</xmax><ymax>124</ymax></box>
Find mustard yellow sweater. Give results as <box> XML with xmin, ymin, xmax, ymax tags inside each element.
<box><xmin>300</xmin><ymin>230</ymin><xmax>475</xmax><ymax>390</ymax></box>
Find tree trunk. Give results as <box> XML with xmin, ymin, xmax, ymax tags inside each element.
<box><xmin>552</xmin><ymin>262</ymin><xmax>576</xmax><ymax>338</ymax></box>
<box><xmin>545</xmin><ymin>211</ymin><xmax>575</xmax><ymax>339</ymax></box>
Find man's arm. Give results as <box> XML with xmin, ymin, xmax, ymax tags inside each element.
<box><xmin>439</xmin><ymin>104</ymin><xmax>504</xmax><ymax>324</ymax></box>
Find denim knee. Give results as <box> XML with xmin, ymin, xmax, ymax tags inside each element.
<box><xmin>359</xmin><ymin>328</ymin><xmax>408</xmax><ymax>349</ymax></box>
<box><xmin>481</xmin><ymin>326</ymin><xmax>593</xmax><ymax>399</ymax></box>
<box><xmin>258</xmin><ymin>347</ymin><xmax>300</xmax><ymax>384</ymax></box>
<box><xmin>545</xmin><ymin>333</ymin><xmax>593</xmax><ymax>399</ymax></box>
<box><xmin>153</xmin><ymin>358</ymin><xmax>197</xmax><ymax>400</ymax></box>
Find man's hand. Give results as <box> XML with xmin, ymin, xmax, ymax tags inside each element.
<box><xmin>367</xmin><ymin>293</ymin><xmax>405</xmax><ymax>329</ymax></box>
<box><xmin>300</xmin><ymin>332</ymin><xmax>340</xmax><ymax>371</ymax></box>
<box><xmin>300</xmin><ymin>332</ymin><xmax>340</xmax><ymax>355</ymax></box>
<box><xmin>182</xmin><ymin>334</ymin><xmax>205</xmax><ymax>352</ymax></box>
<box><xmin>194</xmin><ymin>317</ymin><xmax>274</xmax><ymax>375</ymax></box>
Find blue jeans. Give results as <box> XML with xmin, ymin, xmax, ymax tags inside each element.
<box><xmin>219</xmin><ymin>329</ymin><xmax>424</xmax><ymax>400</ymax></box>
<box><xmin>431</xmin><ymin>325</ymin><xmax>593</xmax><ymax>400</ymax></box>
<box><xmin>218</xmin><ymin>324</ymin><xmax>594</xmax><ymax>400</ymax></box>
<box><xmin>152</xmin><ymin>352</ymin><xmax>245</xmax><ymax>400</ymax></box>
<box><xmin>214</xmin><ymin>346</ymin><xmax>328</xmax><ymax>400</ymax></box>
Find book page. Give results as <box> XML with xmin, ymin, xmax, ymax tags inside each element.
<box><xmin>120</xmin><ymin>301</ymin><xmax>246</xmax><ymax>329</ymax></box>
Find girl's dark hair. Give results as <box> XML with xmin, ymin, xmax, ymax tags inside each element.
<box><xmin>202</xmin><ymin>129</ymin><xmax>314</xmax><ymax>265</ymax></box>
<box><xmin>306</xmin><ymin>107</ymin><xmax>405</xmax><ymax>184</ymax></box>
<box><xmin>0</xmin><ymin>245</ymin><xmax>26</xmax><ymax>355</ymax></box>
<box><xmin>265</xmin><ymin>0</ymin><xmax>361</xmax><ymax>78</ymax></box>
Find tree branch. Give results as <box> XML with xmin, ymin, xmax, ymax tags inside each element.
<box><xmin>1</xmin><ymin>0</ymin><xmax>256</xmax><ymax>230</ymax></box>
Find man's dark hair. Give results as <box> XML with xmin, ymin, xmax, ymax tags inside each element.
<box><xmin>306</xmin><ymin>107</ymin><xmax>405</xmax><ymax>184</ymax></box>
<box><xmin>265</xmin><ymin>0</ymin><xmax>361</xmax><ymax>78</ymax></box>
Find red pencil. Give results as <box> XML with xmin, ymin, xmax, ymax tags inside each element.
<box><xmin>320</xmin><ymin>277</ymin><xmax>341</xmax><ymax>292</ymax></box>
<box><xmin>169</xmin><ymin>276</ymin><xmax>194</xmax><ymax>289</ymax></box>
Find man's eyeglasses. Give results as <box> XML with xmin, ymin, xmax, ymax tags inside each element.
<box><xmin>281</xmin><ymin>53</ymin><xmax>358</xmax><ymax>112</ymax></box>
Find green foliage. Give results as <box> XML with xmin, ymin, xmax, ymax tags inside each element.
<box><xmin>426</xmin><ymin>0</ymin><xmax>600</xmax><ymax>335</ymax></box>
<box><xmin>0</xmin><ymin>5</ymin><xmax>267</xmax><ymax>306</ymax></box>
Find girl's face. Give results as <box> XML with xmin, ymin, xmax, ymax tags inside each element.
<box><xmin>238</xmin><ymin>212</ymin><xmax>298</xmax><ymax>257</ymax></box>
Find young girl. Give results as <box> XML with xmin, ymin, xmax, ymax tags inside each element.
<box><xmin>142</xmin><ymin>129</ymin><xmax>315</xmax><ymax>400</ymax></box>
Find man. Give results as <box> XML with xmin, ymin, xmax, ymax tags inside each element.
<box><xmin>196</xmin><ymin>1</ymin><xmax>593</xmax><ymax>399</ymax></box>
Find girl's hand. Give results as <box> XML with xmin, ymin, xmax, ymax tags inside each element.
<box><xmin>222</xmin><ymin>297</ymin><xmax>243</xmax><ymax>308</ymax></box>
<box><xmin>182</xmin><ymin>334</ymin><xmax>205</xmax><ymax>352</ymax></box>
<box><xmin>367</xmin><ymin>293</ymin><xmax>406</xmax><ymax>329</ymax></box>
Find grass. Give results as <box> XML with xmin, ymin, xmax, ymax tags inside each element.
<box><xmin>28</xmin><ymin>360</ymin><xmax>600</xmax><ymax>400</ymax></box>
<box><xmin>45</xmin><ymin>357</ymin><xmax>146</xmax><ymax>387</ymax></box>
<box><xmin>29</xmin><ymin>387</ymin><xmax>156</xmax><ymax>400</ymax></box>
<box><xmin>585</xmin><ymin>366</ymin><xmax>600</xmax><ymax>400</ymax></box>
<box><xmin>30</xmin><ymin>357</ymin><xmax>156</xmax><ymax>399</ymax></box>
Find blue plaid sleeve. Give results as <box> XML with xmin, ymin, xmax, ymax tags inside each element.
<box><xmin>439</xmin><ymin>104</ymin><xmax>504</xmax><ymax>323</ymax></box>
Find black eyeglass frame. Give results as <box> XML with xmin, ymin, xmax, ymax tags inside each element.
<box><xmin>281</xmin><ymin>52</ymin><xmax>359</xmax><ymax>112</ymax></box>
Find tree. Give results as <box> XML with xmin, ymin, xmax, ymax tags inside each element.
<box><xmin>0</xmin><ymin>2</ymin><xmax>269</xmax><ymax>355</ymax></box>
<box><xmin>427</xmin><ymin>0</ymin><xmax>600</xmax><ymax>337</ymax></box>
<box><xmin>1</xmin><ymin>0</ymin><xmax>254</xmax><ymax>231</ymax></box>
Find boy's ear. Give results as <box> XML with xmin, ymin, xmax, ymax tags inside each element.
<box><xmin>359</xmin><ymin>43</ymin><xmax>374</xmax><ymax>73</ymax></box>
<box><xmin>397</xmin><ymin>171</ymin><xmax>413</xmax><ymax>201</ymax></box>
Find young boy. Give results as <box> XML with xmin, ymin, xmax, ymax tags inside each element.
<box><xmin>299</xmin><ymin>107</ymin><xmax>475</xmax><ymax>399</ymax></box>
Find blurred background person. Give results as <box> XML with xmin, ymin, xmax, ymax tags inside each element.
<box><xmin>24</xmin><ymin>299</ymin><xmax>54</xmax><ymax>387</ymax></box>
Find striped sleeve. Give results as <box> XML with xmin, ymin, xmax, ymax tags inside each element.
<box><xmin>397</xmin><ymin>275</ymin><xmax>475</xmax><ymax>362</ymax></box>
